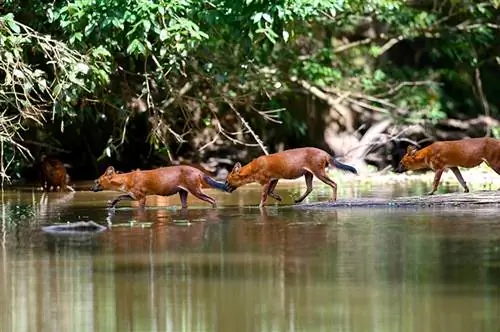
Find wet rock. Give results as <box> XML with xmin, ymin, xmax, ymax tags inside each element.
<box><xmin>42</xmin><ymin>221</ymin><xmax>107</xmax><ymax>234</ymax></box>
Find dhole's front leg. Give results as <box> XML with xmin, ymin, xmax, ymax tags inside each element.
<box><xmin>109</xmin><ymin>193</ymin><xmax>146</xmax><ymax>209</ymax></box>
<box><xmin>179</xmin><ymin>190</ymin><xmax>188</xmax><ymax>209</ymax></box>
<box><xmin>259</xmin><ymin>181</ymin><xmax>272</xmax><ymax>208</ymax></box>
<box><xmin>428</xmin><ymin>169</ymin><xmax>444</xmax><ymax>195</ymax></box>
<box><xmin>109</xmin><ymin>194</ymin><xmax>133</xmax><ymax>208</ymax></box>
<box><xmin>267</xmin><ymin>179</ymin><xmax>282</xmax><ymax>202</ymax></box>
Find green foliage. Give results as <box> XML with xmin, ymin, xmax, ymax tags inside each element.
<box><xmin>0</xmin><ymin>0</ymin><xmax>500</xmax><ymax>180</ymax></box>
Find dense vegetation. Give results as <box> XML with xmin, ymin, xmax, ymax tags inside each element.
<box><xmin>1</xmin><ymin>0</ymin><xmax>499</xmax><ymax>182</ymax></box>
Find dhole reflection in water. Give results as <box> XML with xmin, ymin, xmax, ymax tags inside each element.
<box><xmin>100</xmin><ymin>208</ymin><xmax>221</xmax><ymax>253</ymax></box>
<box><xmin>0</xmin><ymin>191</ymin><xmax>499</xmax><ymax>332</ymax></box>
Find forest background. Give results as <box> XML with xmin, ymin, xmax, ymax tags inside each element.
<box><xmin>0</xmin><ymin>0</ymin><xmax>499</xmax><ymax>183</ymax></box>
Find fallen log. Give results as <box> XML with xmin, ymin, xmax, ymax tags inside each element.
<box><xmin>293</xmin><ymin>190</ymin><xmax>500</xmax><ymax>209</ymax></box>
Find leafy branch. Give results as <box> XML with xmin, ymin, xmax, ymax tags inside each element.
<box><xmin>0</xmin><ymin>13</ymin><xmax>98</xmax><ymax>182</ymax></box>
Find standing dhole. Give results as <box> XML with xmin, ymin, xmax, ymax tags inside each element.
<box><xmin>224</xmin><ymin>147</ymin><xmax>358</xmax><ymax>207</ymax></box>
<box><xmin>40</xmin><ymin>155</ymin><xmax>74</xmax><ymax>192</ymax></box>
<box><xmin>91</xmin><ymin>165</ymin><xmax>227</xmax><ymax>209</ymax></box>
<box><xmin>396</xmin><ymin>137</ymin><xmax>500</xmax><ymax>195</ymax></box>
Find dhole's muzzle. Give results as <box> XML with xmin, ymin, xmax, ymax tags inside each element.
<box><xmin>91</xmin><ymin>180</ymin><xmax>103</xmax><ymax>192</ymax></box>
<box><xmin>395</xmin><ymin>162</ymin><xmax>407</xmax><ymax>173</ymax></box>
<box><xmin>223</xmin><ymin>180</ymin><xmax>236</xmax><ymax>193</ymax></box>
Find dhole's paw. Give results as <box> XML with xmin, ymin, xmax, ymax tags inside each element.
<box><xmin>426</xmin><ymin>191</ymin><xmax>435</xmax><ymax>196</ymax></box>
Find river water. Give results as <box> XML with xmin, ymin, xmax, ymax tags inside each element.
<box><xmin>0</xmin><ymin>181</ymin><xmax>499</xmax><ymax>332</ymax></box>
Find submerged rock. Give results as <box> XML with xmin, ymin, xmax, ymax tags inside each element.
<box><xmin>42</xmin><ymin>221</ymin><xmax>107</xmax><ymax>234</ymax></box>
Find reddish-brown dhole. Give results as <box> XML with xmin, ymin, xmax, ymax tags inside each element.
<box><xmin>40</xmin><ymin>155</ymin><xmax>74</xmax><ymax>192</ymax></box>
<box><xmin>225</xmin><ymin>147</ymin><xmax>358</xmax><ymax>207</ymax></box>
<box><xmin>397</xmin><ymin>137</ymin><xmax>500</xmax><ymax>195</ymax></box>
<box><xmin>91</xmin><ymin>165</ymin><xmax>228</xmax><ymax>209</ymax></box>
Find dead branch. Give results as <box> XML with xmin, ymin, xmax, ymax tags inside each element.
<box><xmin>212</xmin><ymin>119</ymin><xmax>261</xmax><ymax>148</ymax></box>
<box><xmin>0</xmin><ymin>15</ymin><xmax>93</xmax><ymax>181</ymax></box>
<box><xmin>377</xmin><ymin>36</ymin><xmax>403</xmax><ymax>56</ymax></box>
<box><xmin>251</xmin><ymin>106</ymin><xmax>283</xmax><ymax>124</ymax></box>
<box><xmin>226</xmin><ymin>100</ymin><xmax>269</xmax><ymax>155</ymax></box>
<box><xmin>289</xmin><ymin>76</ymin><xmax>350</xmax><ymax>119</ymax></box>
<box><xmin>333</xmin><ymin>38</ymin><xmax>373</xmax><ymax>53</ymax></box>
<box><xmin>198</xmin><ymin>134</ymin><xmax>221</xmax><ymax>152</ymax></box>
<box><xmin>474</xmin><ymin>67</ymin><xmax>491</xmax><ymax>136</ymax></box>
<box><xmin>374</xmin><ymin>80</ymin><xmax>439</xmax><ymax>98</ymax></box>
<box><xmin>22</xmin><ymin>140</ymin><xmax>72</xmax><ymax>153</ymax></box>
<box><xmin>162</xmin><ymin>81</ymin><xmax>193</xmax><ymax>109</ymax></box>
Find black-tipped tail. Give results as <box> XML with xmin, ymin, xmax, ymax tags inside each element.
<box><xmin>203</xmin><ymin>175</ymin><xmax>228</xmax><ymax>192</ymax></box>
<box><xmin>331</xmin><ymin>158</ymin><xmax>358</xmax><ymax>174</ymax></box>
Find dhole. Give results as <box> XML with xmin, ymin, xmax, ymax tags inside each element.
<box><xmin>225</xmin><ymin>147</ymin><xmax>358</xmax><ymax>207</ymax></box>
<box><xmin>396</xmin><ymin>137</ymin><xmax>500</xmax><ymax>195</ymax></box>
<box><xmin>91</xmin><ymin>165</ymin><xmax>228</xmax><ymax>209</ymax></box>
<box><xmin>40</xmin><ymin>155</ymin><xmax>74</xmax><ymax>192</ymax></box>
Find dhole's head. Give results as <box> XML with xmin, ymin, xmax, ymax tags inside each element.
<box><xmin>225</xmin><ymin>162</ymin><xmax>244</xmax><ymax>192</ymax></box>
<box><xmin>92</xmin><ymin>166</ymin><xmax>120</xmax><ymax>192</ymax></box>
<box><xmin>396</xmin><ymin>145</ymin><xmax>421</xmax><ymax>173</ymax></box>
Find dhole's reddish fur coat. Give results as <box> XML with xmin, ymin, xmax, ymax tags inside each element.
<box><xmin>40</xmin><ymin>155</ymin><xmax>74</xmax><ymax>192</ymax></box>
<box><xmin>397</xmin><ymin>137</ymin><xmax>500</xmax><ymax>194</ymax></box>
<box><xmin>225</xmin><ymin>147</ymin><xmax>357</xmax><ymax>207</ymax></box>
<box><xmin>92</xmin><ymin>165</ymin><xmax>227</xmax><ymax>209</ymax></box>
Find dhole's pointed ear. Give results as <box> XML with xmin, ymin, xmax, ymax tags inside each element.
<box><xmin>407</xmin><ymin>145</ymin><xmax>417</xmax><ymax>155</ymax></box>
<box><xmin>231</xmin><ymin>162</ymin><xmax>242</xmax><ymax>174</ymax></box>
<box><xmin>105</xmin><ymin>166</ymin><xmax>115</xmax><ymax>176</ymax></box>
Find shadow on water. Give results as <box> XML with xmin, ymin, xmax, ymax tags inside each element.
<box><xmin>0</xmin><ymin>184</ymin><xmax>499</xmax><ymax>332</ymax></box>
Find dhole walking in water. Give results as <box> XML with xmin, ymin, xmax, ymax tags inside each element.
<box><xmin>40</xmin><ymin>155</ymin><xmax>74</xmax><ymax>192</ymax></box>
<box><xmin>396</xmin><ymin>137</ymin><xmax>500</xmax><ymax>195</ymax></box>
<box><xmin>91</xmin><ymin>165</ymin><xmax>227</xmax><ymax>209</ymax></box>
<box><xmin>224</xmin><ymin>147</ymin><xmax>358</xmax><ymax>207</ymax></box>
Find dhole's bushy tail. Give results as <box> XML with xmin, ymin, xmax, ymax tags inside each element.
<box><xmin>203</xmin><ymin>175</ymin><xmax>228</xmax><ymax>192</ymax></box>
<box><xmin>331</xmin><ymin>158</ymin><xmax>358</xmax><ymax>174</ymax></box>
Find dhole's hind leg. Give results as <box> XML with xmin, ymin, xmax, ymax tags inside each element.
<box><xmin>267</xmin><ymin>179</ymin><xmax>282</xmax><ymax>202</ymax></box>
<box><xmin>312</xmin><ymin>170</ymin><xmax>338</xmax><ymax>201</ymax></box>
<box><xmin>428</xmin><ymin>169</ymin><xmax>444</xmax><ymax>195</ymax></box>
<box><xmin>450</xmin><ymin>167</ymin><xmax>469</xmax><ymax>193</ymax></box>
<box><xmin>484</xmin><ymin>160</ymin><xmax>500</xmax><ymax>175</ymax></box>
<box><xmin>483</xmin><ymin>160</ymin><xmax>500</xmax><ymax>190</ymax></box>
<box><xmin>179</xmin><ymin>190</ymin><xmax>188</xmax><ymax>209</ymax></box>
<box><xmin>189</xmin><ymin>188</ymin><xmax>217</xmax><ymax>208</ymax></box>
<box><xmin>295</xmin><ymin>172</ymin><xmax>314</xmax><ymax>203</ymax></box>
<box><xmin>483</xmin><ymin>158</ymin><xmax>500</xmax><ymax>190</ymax></box>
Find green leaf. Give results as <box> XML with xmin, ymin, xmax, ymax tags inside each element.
<box><xmin>282</xmin><ymin>30</ymin><xmax>289</xmax><ymax>42</ymax></box>
<box><xmin>126</xmin><ymin>39</ymin><xmax>146</xmax><ymax>55</ymax></box>
<box><xmin>92</xmin><ymin>46</ymin><xmax>112</xmax><ymax>58</ymax></box>
<box><xmin>7</xmin><ymin>19</ymin><xmax>20</xmax><ymax>34</ymax></box>
<box><xmin>252</xmin><ymin>13</ymin><xmax>263</xmax><ymax>23</ymax></box>
<box><xmin>75</xmin><ymin>63</ymin><xmax>89</xmax><ymax>74</ymax></box>
<box><xmin>262</xmin><ymin>13</ymin><xmax>272</xmax><ymax>23</ymax></box>
<box><xmin>159</xmin><ymin>29</ymin><xmax>169</xmax><ymax>41</ymax></box>
<box><xmin>143</xmin><ymin>20</ymin><xmax>151</xmax><ymax>33</ymax></box>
